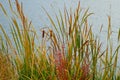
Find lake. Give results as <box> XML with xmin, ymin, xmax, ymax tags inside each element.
<box><xmin>0</xmin><ymin>0</ymin><xmax>120</xmax><ymax>55</ymax></box>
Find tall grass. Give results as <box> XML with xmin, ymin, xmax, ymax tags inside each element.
<box><xmin>0</xmin><ymin>0</ymin><xmax>120</xmax><ymax>80</ymax></box>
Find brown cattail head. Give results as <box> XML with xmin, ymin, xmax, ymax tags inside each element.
<box><xmin>42</xmin><ymin>30</ymin><xmax>45</xmax><ymax>38</ymax></box>
<box><xmin>49</xmin><ymin>29</ymin><xmax>53</xmax><ymax>38</ymax></box>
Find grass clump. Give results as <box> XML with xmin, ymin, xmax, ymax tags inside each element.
<box><xmin>0</xmin><ymin>50</ymin><xmax>17</xmax><ymax>79</ymax></box>
<box><xmin>0</xmin><ymin>0</ymin><xmax>120</xmax><ymax>80</ymax></box>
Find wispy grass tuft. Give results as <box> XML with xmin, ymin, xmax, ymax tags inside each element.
<box><xmin>0</xmin><ymin>0</ymin><xmax>120</xmax><ymax>80</ymax></box>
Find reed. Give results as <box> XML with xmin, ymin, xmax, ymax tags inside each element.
<box><xmin>0</xmin><ymin>0</ymin><xmax>120</xmax><ymax>80</ymax></box>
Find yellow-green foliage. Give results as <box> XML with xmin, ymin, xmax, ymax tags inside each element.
<box><xmin>0</xmin><ymin>51</ymin><xmax>17</xmax><ymax>80</ymax></box>
<box><xmin>0</xmin><ymin>0</ymin><xmax>120</xmax><ymax>80</ymax></box>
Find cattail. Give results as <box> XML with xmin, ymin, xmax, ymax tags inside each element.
<box><xmin>49</xmin><ymin>29</ymin><xmax>53</xmax><ymax>38</ymax></box>
<box><xmin>42</xmin><ymin>30</ymin><xmax>45</xmax><ymax>38</ymax></box>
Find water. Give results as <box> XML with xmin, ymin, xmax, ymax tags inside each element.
<box><xmin>0</xmin><ymin>0</ymin><xmax>120</xmax><ymax>58</ymax></box>
<box><xmin>0</xmin><ymin>0</ymin><xmax>120</xmax><ymax>30</ymax></box>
